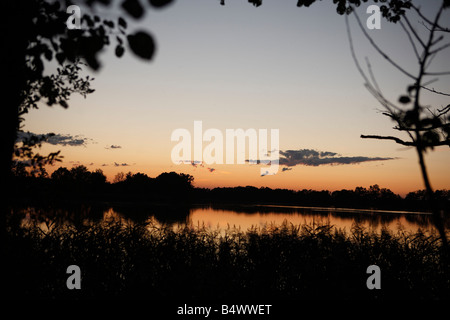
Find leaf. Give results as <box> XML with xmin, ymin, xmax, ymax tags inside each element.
<box><xmin>59</xmin><ymin>100</ymin><xmax>69</xmax><ymax>109</ymax></box>
<box><xmin>398</xmin><ymin>96</ymin><xmax>411</xmax><ymax>104</ymax></box>
<box><xmin>115</xmin><ymin>45</ymin><xmax>125</xmax><ymax>58</ymax></box>
<box><xmin>121</xmin><ymin>0</ymin><xmax>144</xmax><ymax>19</ymax></box>
<box><xmin>104</xmin><ymin>20</ymin><xmax>115</xmax><ymax>28</ymax></box>
<box><xmin>422</xmin><ymin>131</ymin><xmax>440</xmax><ymax>149</ymax></box>
<box><xmin>148</xmin><ymin>0</ymin><xmax>174</xmax><ymax>8</ymax></box>
<box><xmin>248</xmin><ymin>0</ymin><xmax>262</xmax><ymax>7</ymax></box>
<box><xmin>118</xmin><ymin>17</ymin><xmax>127</xmax><ymax>29</ymax></box>
<box><xmin>420</xmin><ymin>118</ymin><xmax>435</xmax><ymax>128</ymax></box>
<box><xmin>44</xmin><ymin>49</ymin><xmax>53</xmax><ymax>61</ymax></box>
<box><xmin>127</xmin><ymin>31</ymin><xmax>155</xmax><ymax>60</ymax></box>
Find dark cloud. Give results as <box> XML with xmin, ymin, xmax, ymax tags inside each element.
<box><xmin>105</xmin><ymin>145</ymin><xmax>122</xmax><ymax>150</ymax></box>
<box><xmin>179</xmin><ymin>160</ymin><xmax>215</xmax><ymax>173</ymax></box>
<box><xmin>248</xmin><ymin>148</ymin><xmax>396</xmax><ymax>172</ymax></box>
<box><xmin>114</xmin><ymin>162</ymin><xmax>131</xmax><ymax>167</ymax></box>
<box><xmin>46</xmin><ymin>134</ymin><xmax>90</xmax><ymax>146</ymax></box>
<box><xmin>279</xmin><ymin>149</ymin><xmax>396</xmax><ymax>167</ymax></box>
<box><xmin>190</xmin><ymin>160</ymin><xmax>203</xmax><ymax>168</ymax></box>
<box><xmin>17</xmin><ymin>131</ymin><xmax>91</xmax><ymax>147</ymax></box>
<box><xmin>261</xmin><ymin>170</ymin><xmax>270</xmax><ymax>177</ymax></box>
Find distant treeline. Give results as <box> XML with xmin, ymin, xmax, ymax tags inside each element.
<box><xmin>194</xmin><ymin>185</ymin><xmax>450</xmax><ymax>212</ymax></box>
<box><xmin>11</xmin><ymin>165</ymin><xmax>450</xmax><ymax>212</ymax></box>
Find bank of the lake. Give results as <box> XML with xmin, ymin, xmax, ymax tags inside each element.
<box><xmin>5</xmin><ymin>204</ymin><xmax>450</xmax><ymax>300</ymax></box>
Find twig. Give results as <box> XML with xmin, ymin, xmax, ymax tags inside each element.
<box><xmin>420</xmin><ymin>86</ymin><xmax>450</xmax><ymax>97</ymax></box>
<box><xmin>360</xmin><ymin>134</ymin><xmax>415</xmax><ymax>146</ymax></box>
<box><xmin>400</xmin><ymin>20</ymin><xmax>420</xmax><ymax>61</ymax></box>
<box><xmin>412</xmin><ymin>4</ymin><xmax>450</xmax><ymax>33</ymax></box>
<box><xmin>352</xmin><ymin>10</ymin><xmax>416</xmax><ymax>80</ymax></box>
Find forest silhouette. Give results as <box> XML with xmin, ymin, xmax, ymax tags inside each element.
<box><xmin>11</xmin><ymin>165</ymin><xmax>450</xmax><ymax>213</ymax></box>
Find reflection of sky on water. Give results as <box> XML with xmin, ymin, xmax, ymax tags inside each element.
<box><xmin>186</xmin><ymin>205</ymin><xmax>436</xmax><ymax>234</ymax></box>
<box><xmin>15</xmin><ymin>204</ymin><xmax>443</xmax><ymax>235</ymax></box>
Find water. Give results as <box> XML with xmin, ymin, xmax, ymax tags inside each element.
<box><xmin>14</xmin><ymin>203</ymin><xmax>445</xmax><ymax>235</ymax></box>
<box><xmin>187</xmin><ymin>205</ymin><xmax>437</xmax><ymax>234</ymax></box>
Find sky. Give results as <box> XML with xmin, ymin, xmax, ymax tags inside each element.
<box><xmin>23</xmin><ymin>0</ymin><xmax>450</xmax><ymax>196</ymax></box>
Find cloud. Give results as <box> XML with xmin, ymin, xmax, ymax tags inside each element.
<box><xmin>190</xmin><ymin>160</ymin><xmax>203</xmax><ymax>168</ymax></box>
<box><xmin>46</xmin><ymin>134</ymin><xmax>90</xmax><ymax>146</ymax></box>
<box><xmin>105</xmin><ymin>145</ymin><xmax>122</xmax><ymax>150</ymax></box>
<box><xmin>16</xmin><ymin>131</ymin><xmax>92</xmax><ymax>147</ymax></box>
<box><xmin>279</xmin><ymin>149</ymin><xmax>396</xmax><ymax>167</ymax></box>
<box><xmin>281</xmin><ymin>167</ymin><xmax>292</xmax><ymax>172</ymax></box>
<box><xmin>114</xmin><ymin>162</ymin><xmax>131</xmax><ymax>167</ymax></box>
<box><xmin>179</xmin><ymin>160</ymin><xmax>216</xmax><ymax>173</ymax></box>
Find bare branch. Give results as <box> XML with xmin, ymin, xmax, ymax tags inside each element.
<box><xmin>437</xmin><ymin>104</ymin><xmax>450</xmax><ymax>116</ymax></box>
<box><xmin>345</xmin><ymin>14</ymin><xmax>371</xmax><ymax>86</ymax></box>
<box><xmin>420</xmin><ymin>86</ymin><xmax>450</xmax><ymax>97</ymax></box>
<box><xmin>361</xmin><ymin>134</ymin><xmax>450</xmax><ymax>148</ymax></box>
<box><xmin>352</xmin><ymin>10</ymin><xmax>417</xmax><ymax>80</ymax></box>
<box><xmin>394</xmin><ymin>123</ymin><xmax>450</xmax><ymax>132</ymax></box>
<box><xmin>430</xmin><ymin>34</ymin><xmax>444</xmax><ymax>47</ymax></box>
<box><xmin>429</xmin><ymin>41</ymin><xmax>450</xmax><ymax>55</ymax></box>
<box><xmin>412</xmin><ymin>4</ymin><xmax>450</xmax><ymax>33</ymax></box>
<box><xmin>423</xmin><ymin>71</ymin><xmax>450</xmax><ymax>76</ymax></box>
<box><xmin>403</xmin><ymin>15</ymin><xmax>426</xmax><ymax>48</ymax></box>
<box><xmin>365</xmin><ymin>57</ymin><xmax>382</xmax><ymax>94</ymax></box>
<box><xmin>424</xmin><ymin>51</ymin><xmax>438</xmax><ymax>70</ymax></box>
<box><xmin>360</xmin><ymin>134</ymin><xmax>415</xmax><ymax>146</ymax></box>
<box><xmin>400</xmin><ymin>20</ymin><xmax>420</xmax><ymax>61</ymax></box>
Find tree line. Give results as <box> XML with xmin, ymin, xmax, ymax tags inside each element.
<box><xmin>11</xmin><ymin>165</ymin><xmax>194</xmax><ymax>203</ymax></box>
<box><xmin>10</xmin><ymin>165</ymin><xmax>449</xmax><ymax>212</ymax></box>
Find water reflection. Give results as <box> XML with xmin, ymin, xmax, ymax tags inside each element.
<box><xmin>11</xmin><ymin>203</ymin><xmax>447</xmax><ymax>235</ymax></box>
<box><xmin>187</xmin><ymin>204</ymin><xmax>440</xmax><ymax>234</ymax></box>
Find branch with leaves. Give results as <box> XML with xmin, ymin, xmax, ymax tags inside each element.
<box><xmin>346</xmin><ymin>0</ymin><xmax>450</xmax><ymax>247</ymax></box>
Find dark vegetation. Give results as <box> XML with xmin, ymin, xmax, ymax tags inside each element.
<box><xmin>3</xmin><ymin>0</ymin><xmax>449</xmax><ymax>300</ymax></box>
<box><xmin>5</xmin><ymin>216</ymin><xmax>449</xmax><ymax>300</ymax></box>
<box><xmin>11</xmin><ymin>165</ymin><xmax>450</xmax><ymax>213</ymax></box>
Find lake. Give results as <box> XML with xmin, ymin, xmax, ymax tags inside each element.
<box><xmin>16</xmin><ymin>203</ymin><xmax>445</xmax><ymax>235</ymax></box>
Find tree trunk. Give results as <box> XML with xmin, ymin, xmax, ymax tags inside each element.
<box><xmin>2</xmin><ymin>1</ymin><xmax>28</xmax><ymax>252</ymax></box>
<box><xmin>416</xmin><ymin>147</ymin><xmax>448</xmax><ymax>249</ymax></box>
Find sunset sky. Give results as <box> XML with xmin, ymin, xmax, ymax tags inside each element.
<box><xmin>23</xmin><ymin>0</ymin><xmax>450</xmax><ymax>196</ymax></box>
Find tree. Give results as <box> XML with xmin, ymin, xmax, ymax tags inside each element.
<box><xmin>2</xmin><ymin>0</ymin><xmax>173</xmax><ymax>241</ymax></box>
<box><xmin>343</xmin><ymin>1</ymin><xmax>450</xmax><ymax>246</ymax></box>
<box><xmin>113</xmin><ymin>171</ymin><xmax>126</xmax><ymax>183</ymax></box>
<box><xmin>4</xmin><ymin>0</ymin><xmax>170</xmax><ymax>184</ymax></box>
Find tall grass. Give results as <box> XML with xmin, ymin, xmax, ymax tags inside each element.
<box><xmin>4</xmin><ymin>217</ymin><xmax>449</xmax><ymax>300</ymax></box>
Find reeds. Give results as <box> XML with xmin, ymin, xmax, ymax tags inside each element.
<box><xmin>4</xmin><ymin>218</ymin><xmax>449</xmax><ymax>300</ymax></box>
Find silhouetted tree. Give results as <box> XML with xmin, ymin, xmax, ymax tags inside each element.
<box><xmin>155</xmin><ymin>172</ymin><xmax>194</xmax><ymax>200</ymax></box>
<box><xmin>2</xmin><ymin>0</ymin><xmax>174</xmax><ymax>239</ymax></box>
<box><xmin>343</xmin><ymin>1</ymin><xmax>450</xmax><ymax>246</ymax></box>
<box><xmin>5</xmin><ymin>0</ymin><xmax>171</xmax><ymax>180</ymax></box>
<box><xmin>1</xmin><ymin>0</ymin><xmax>178</xmax><ymax>247</ymax></box>
<box><xmin>113</xmin><ymin>171</ymin><xmax>126</xmax><ymax>184</ymax></box>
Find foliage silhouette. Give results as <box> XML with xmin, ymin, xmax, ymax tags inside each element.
<box><xmin>5</xmin><ymin>217</ymin><xmax>449</xmax><ymax>299</ymax></box>
<box><xmin>2</xmin><ymin>0</ymin><xmax>176</xmax><ymax>244</ymax></box>
<box><xmin>343</xmin><ymin>1</ymin><xmax>450</xmax><ymax>246</ymax></box>
<box><xmin>10</xmin><ymin>165</ymin><xmax>450</xmax><ymax>214</ymax></box>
